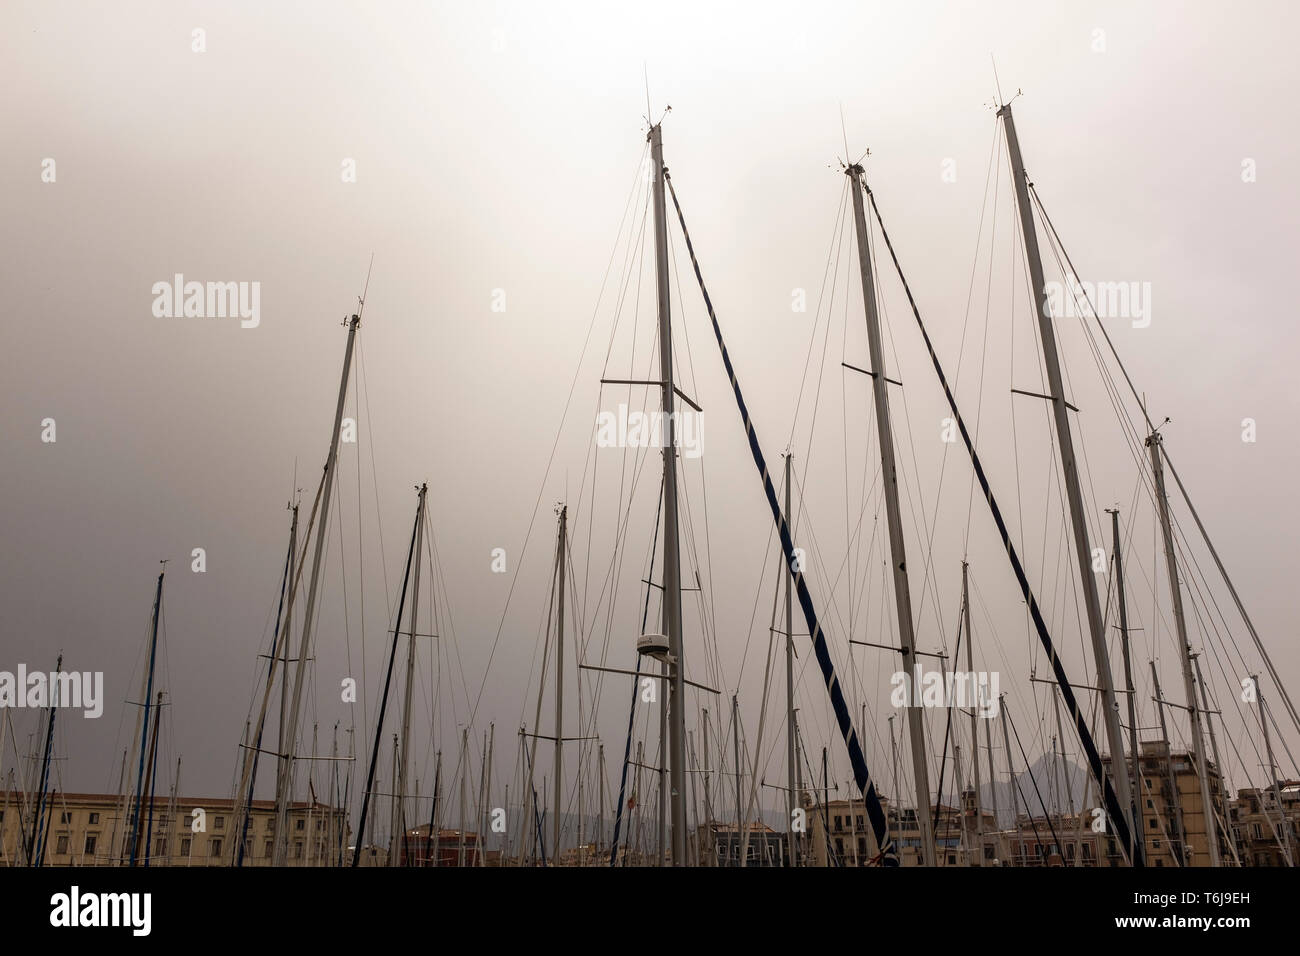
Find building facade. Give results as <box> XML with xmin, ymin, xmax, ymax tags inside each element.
<box><xmin>0</xmin><ymin>790</ymin><xmax>349</xmax><ymax>866</ymax></box>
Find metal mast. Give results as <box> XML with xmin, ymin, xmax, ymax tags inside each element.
<box><xmin>888</xmin><ymin>714</ymin><xmax>899</xmax><ymax>851</ymax></box>
<box><xmin>128</xmin><ymin>574</ymin><xmax>164</xmax><ymax>867</ymax></box>
<box><xmin>649</xmin><ymin>121</ymin><xmax>687</xmax><ymax>865</ymax></box>
<box><xmin>1150</xmin><ymin>661</ymin><xmax>1187</xmax><ymax>863</ymax></box>
<box><xmin>961</xmin><ymin>563</ymin><xmax>984</xmax><ymax>865</ymax></box>
<box><xmin>350</xmin><ymin>485</ymin><xmax>423</xmax><ymax>866</ymax></box>
<box><xmin>1256</xmin><ymin>679</ymin><xmax>1295</xmax><ymax>866</ymax></box>
<box><xmin>732</xmin><ymin>693</ymin><xmax>741</xmax><ymax>863</ymax></box>
<box><xmin>784</xmin><ymin>453</ymin><xmax>798</xmax><ymax>867</ymax></box>
<box><xmin>275</xmin><ymin>309</ymin><xmax>361</xmax><ymax>859</ymax></box>
<box><xmin>1001</xmin><ymin>696</ymin><xmax>1021</xmax><ymax>826</ymax></box>
<box><xmin>1194</xmin><ymin>654</ymin><xmax>1239</xmax><ymax>865</ymax></box>
<box><xmin>553</xmin><ymin>505</ymin><xmax>567</xmax><ymax>862</ymax></box>
<box><xmin>846</xmin><ymin>161</ymin><xmax>934</xmax><ymax>866</ymax></box>
<box><xmin>393</xmin><ymin>483</ymin><xmax>428</xmax><ymax>865</ymax></box>
<box><xmin>1108</xmin><ymin>507</ymin><xmax>1145</xmax><ymax>866</ymax></box>
<box><xmin>1146</xmin><ymin>429</ymin><xmax>1220</xmax><ymax>866</ymax></box>
<box><xmin>998</xmin><ymin>103</ymin><xmax>1134</xmax><ymax>849</ymax></box>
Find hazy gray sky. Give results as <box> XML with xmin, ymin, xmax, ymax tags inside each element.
<box><xmin>2</xmin><ymin>1</ymin><xmax>1297</xmax><ymax>836</ymax></box>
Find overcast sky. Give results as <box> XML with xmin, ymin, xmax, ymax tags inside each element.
<box><xmin>2</xmin><ymin>1</ymin><xmax>1297</xmax><ymax>840</ymax></box>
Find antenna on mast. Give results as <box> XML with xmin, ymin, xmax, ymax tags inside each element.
<box><xmin>839</xmin><ymin>102</ymin><xmax>851</xmax><ymax>167</ymax></box>
<box><xmin>347</xmin><ymin>253</ymin><xmax>375</xmax><ymax>326</ymax></box>
<box><xmin>644</xmin><ymin>62</ymin><xmax>652</xmax><ymax>126</ymax></box>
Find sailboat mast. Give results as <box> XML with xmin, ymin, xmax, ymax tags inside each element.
<box><xmin>394</xmin><ymin>483</ymin><xmax>428</xmax><ymax>866</ymax></box>
<box><xmin>554</xmin><ymin>505</ymin><xmax>567</xmax><ymax>863</ymax></box>
<box><xmin>128</xmin><ymin>573</ymin><xmax>164</xmax><ymax>867</ymax></box>
<box><xmin>458</xmin><ymin>728</ymin><xmax>468</xmax><ymax>866</ymax></box>
<box><xmin>784</xmin><ymin>453</ymin><xmax>798</xmax><ymax>868</ymax></box>
<box><xmin>1193</xmin><ymin>654</ymin><xmax>1239</xmax><ymax>865</ymax></box>
<box><xmin>1000</xmin><ymin>696</ymin><xmax>1021</xmax><ymax>827</ymax></box>
<box><xmin>961</xmin><ymin>563</ymin><xmax>984</xmax><ymax>865</ymax></box>
<box><xmin>235</xmin><ymin>503</ymin><xmax>297</xmax><ymax>866</ymax></box>
<box><xmin>998</xmin><ymin>102</ymin><xmax>1135</xmax><ymax>856</ymax></box>
<box><xmin>598</xmin><ymin>742</ymin><xmax>606</xmax><ymax>860</ymax></box>
<box><xmin>1146</xmin><ymin>429</ymin><xmax>1221</xmax><ymax>866</ymax></box>
<box><xmin>138</xmin><ymin>690</ymin><xmax>163</xmax><ymax>865</ymax></box>
<box><xmin>983</xmin><ymin>704</ymin><xmax>998</xmax><ymax>839</ymax></box>
<box><xmin>482</xmin><ymin>724</ymin><xmax>494</xmax><ymax>867</ymax></box>
<box><xmin>732</xmin><ymin>693</ymin><xmax>742</xmax><ymax>862</ymax></box>
<box><xmin>846</xmin><ymin>161</ymin><xmax>935</xmax><ymax>866</ymax></box>
<box><xmin>276</xmin><ymin>311</ymin><xmax>361</xmax><ymax>858</ymax></box>
<box><xmin>1051</xmin><ymin>688</ymin><xmax>1076</xmax><ymax>863</ymax></box>
<box><xmin>702</xmin><ymin>708</ymin><xmax>713</xmax><ymax>837</ymax></box>
<box><xmin>887</xmin><ymin>713</ymin><xmax>899</xmax><ymax>852</ymax></box>
<box><xmin>649</xmin><ymin>121</ymin><xmax>688</xmax><ymax>866</ymax></box>
<box><xmin>427</xmin><ymin>750</ymin><xmax>441</xmax><ymax>867</ymax></box>
<box><xmin>350</xmin><ymin>485</ymin><xmax>424</xmax><ymax>866</ymax></box>
<box><xmin>658</xmin><ymin>657</ymin><xmax>667</xmax><ymax>867</ymax></box>
<box><xmin>1150</xmin><ymin>661</ymin><xmax>1186</xmax><ymax>862</ymax></box>
<box><xmin>1108</xmin><ymin>507</ymin><xmax>1145</xmax><ymax>866</ymax></box>
<box><xmin>1255</xmin><ymin>677</ymin><xmax>1294</xmax><ymax>866</ymax></box>
<box><xmin>29</xmin><ymin>652</ymin><xmax>62</xmax><ymax>868</ymax></box>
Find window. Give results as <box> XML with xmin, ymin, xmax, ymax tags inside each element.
<box><xmin>210</xmin><ymin>839</ymin><xmax>223</xmax><ymax>857</ymax></box>
<box><xmin>155</xmin><ymin>838</ymin><xmax>167</xmax><ymax>857</ymax></box>
<box><xmin>833</xmin><ymin>815</ymin><xmax>842</xmax><ymax>831</ymax></box>
<box><xmin>264</xmin><ymin>840</ymin><xmax>273</xmax><ymax>858</ymax></box>
<box><xmin>1146</xmin><ymin>800</ymin><xmax>1153</xmax><ymax>809</ymax></box>
<box><xmin>88</xmin><ymin>812</ymin><xmax>100</xmax><ymax>824</ymax></box>
<box><xmin>60</xmin><ymin>812</ymin><xmax>71</xmax><ymax>824</ymax></box>
<box><xmin>1153</xmin><ymin>840</ymin><xmax>1161</xmax><ymax>849</ymax></box>
<box><xmin>56</xmin><ymin>835</ymin><xmax>69</xmax><ymax>855</ymax></box>
<box><xmin>84</xmin><ymin>834</ymin><xmax>98</xmax><ymax>855</ymax></box>
<box><xmin>1156</xmin><ymin>859</ymin><xmax>1164</xmax><ymax>867</ymax></box>
<box><xmin>315</xmin><ymin>819</ymin><xmax>322</xmax><ymax>831</ymax></box>
<box><xmin>215</xmin><ymin>816</ymin><xmax>225</xmax><ymax>830</ymax></box>
<box><xmin>295</xmin><ymin>819</ymin><xmax>305</xmax><ymax>831</ymax></box>
<box><xmin>294</xmin><ymin>841</ymin><xmax>304</xmax><ymax>859</ymax></box>
<box><xmin>948</xmin><ymin>854</ymin><xmax>957</xmax><ymax>864</ymax></box>
<box><xmin>266</xmin><ymin>817</ymin><xmax>275</xmax><ymax>832</ymax></box>
<box><xmin>1149</xmin><ymin>818</ymin><xmax>1157</xmax><ymax>830</ymax></box>
<box><xmin>181</xmin><ymin>838</ymin><xmax>191</xmax><ymax>855</ymax></box>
